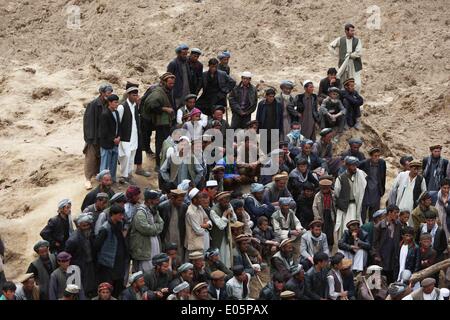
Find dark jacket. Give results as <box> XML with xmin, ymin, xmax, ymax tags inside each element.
<box><xmin>119</xmin><ymin>287</ymin><xmax>141</xmax><ymax>300</ymax></box>
<box><xmin>422</xmin><ymin>156</ymin><xmax>449</xmax><ymax>191</ymax></box>
<box><xmin>256</xmin><ymin>99</ymin><xmax>283</xmax><ymax>133</ymax></box>
<box><xmin>304</xmin><ymin>267</ymin><xmax>329</xmax><ymax>300</ymax></box>
<box><xmin>244</xmin><ymin>195</ymin><xmax>276</xmax><ymax>225</ymax></box>
<box><xmin>295</xmin><ymin>152</ymin><xmax>325</xmax><ymax>172</ymax></box>
<box><xmin>167</xmin><ymin>57</ymin><xmax>194</xmax><ymax>99</ymax></box>
<box><xmin>205</xmin><ymin>260</ymin><xmax>233</xmax><ymax>280</ymax></box>
<box><xmin>26</xmin><ymin>254</ymin><xmax>57</xmax><ymax>300</ymax></box>
<box><xmin>397</xmin><ymin>243</ymin><xmax>420</xmax><ymax>275</ymax></box>
<box><xmin>253</xmin><ymin>226</ymin><xmax>277</xmax><ymax>244</ymax></box>
<box><xmin>188</xmin><ymin>58</ymin><xmax>204</xmax><ymax>94</ymax></box>
<box><xmin>372</xmin><ymin>220</ymin><xmax>402</xmax><ymax>271</ymax></box>
<box><xmin>83</xmin><ymin>96</ymin><xmax>105</xmax><ymax>145</ymax></box>
<box><xmin>288</xmin><ymin>170</ymin><xmax>319</xmax><ymax>200</ymax></box>
<box><xmin>65</xmin><ymin>229</ymin><xmax>97</xmax><ymax>295</ymax></box>
<box><xmin>258</xmin><ymin>282</ymin><xmax>281</xmax><ymax>300</ymax></box>
<box><xmin>341</xmin><ymin>89</ymin><xmax>364</xmax><ymax>109</ymax></box>
<box><xmin>233</xmin><ymin>250</ymin><xmax>255</xmax><ymax>276</ymax></box>
<box><xmin>144</xmin><ymin>268</ymin><xmax>171</xmax><ymax>292</ymax></box>
<box><xmin>199</xmin><ymin>70</ymin><xmax>236</xmax><ymax>96</ymax></box>
<box><xmin>99</xmin><ymin>107</ymin><xmax>120</xmax><ymax>149</ymax></box>
<box><xmin>416</xmin><ymin>226</ymin><xmax>448</xmax><ymax>260</ymax></box>
<box><xmin>359</xmin><ymin>159</ymin><xmax>387</xmax><ymax>197</ymax></box>
<box><xmin>275</xmin><ymin>94</ymin><xmax>299</xmax><ymax>122</ymax></box>
<box><xmin>338</xmin><ymin>229</ymin><xmax>371</xmax><ymax>252</ymax></box>
<box><xmin>229</xmin><ymin>83</ymin><xmax>258</xmax><ymax>115</ymax></box>
<box><xmin>158</xmin><ymin>200</ymin><xmax>187</xmax><ymax>247</ymax></box>
<box><xmin>40</xmin><ymin>214</ymin><xmax>73</xmax><ymax>253</ymax></box>
<box><xmin>295</xmin><ymin>93</ymin><xmax>319</xmax><ymax>122</ymax></box>
<box><xmin>119</xmin><ymin>100</ymin><xmax>140</xmax><ymax>143</ymax></box>
<box><xmin>318</xmin><ymin>77</ymin><xmax>342</xmax><ymax>96</ymax></box>
<box><xmin>81</xmin><ymin>185</ymin><xmax>115</xmax><ymax>211</ymax></box>
<box><xmin>296</xmin><ymin>194</ymin><xmax>315</xmax><ymax>228</ymax></box>
<box><xmin>285</xmin><ymin>277</ymin><xmax>309</xmax><ymax>300</ymax></box>
<box><xmin>208</xmin><ymin>284</ymin><xmax>228</xmax><ymax>300</ymax></box>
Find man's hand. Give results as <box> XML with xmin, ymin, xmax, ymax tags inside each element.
<box><xmin>160</xmin><ymin>288</ymin><xmax>169</xmax><ymax>294</ymax></box>
<box><xmin>308</xmin><ymin>256</ymin><xmax>314</xmax><ymax>264</ymax></box>
<box><xmin>114</xmin><ymin>137</ymin><xmax>120</xmax><ymax>145</ymax></box>
<box><xmin>290</xmin><ymin>230</ymin><xmax>300</xmax><ymax>237</ymax></box>
<box><xmin>223</xmin><ymin>209</ymin><xmax>232</xmax><ymax>218</ymax></box>
<box><xmin>155</xmin><ymin>291</ymin><xmax>164</xmax><ymax>298</ymax></box>
<box><xmin>340</xmin><ymin>291</ymin><xmax>348</xmax><ymax>298</ymax></box>
<box><xmin>200</xmin><ymin>223</ymin><xmax>209</xmax><ymax>229</ymax></box>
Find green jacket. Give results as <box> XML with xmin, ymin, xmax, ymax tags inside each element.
<box><xmin>129</xmin><ymin>205</ymin><xmax>164</xmax><ymax>260</ymax></box>
<box><xmin>142</xmin><ymin>85</ymin><xmax>173</xmax><ymax>126</ymax></box>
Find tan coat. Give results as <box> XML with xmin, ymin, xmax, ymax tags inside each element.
<box><xmin>185</xmin><ymin>204</ymin><xmax>211</xmax><ymax>251</ymax></box>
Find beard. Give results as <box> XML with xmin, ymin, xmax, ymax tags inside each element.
<box><xmin>82</xmin><ymin>229</ymin><xmax>92</xmax><ymax>238</ymax></box>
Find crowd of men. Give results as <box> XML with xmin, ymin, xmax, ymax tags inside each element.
<box><xmin>1</xmin><ymin>24</ymin><xmax>450</xmax><ymax>301</ymax></box>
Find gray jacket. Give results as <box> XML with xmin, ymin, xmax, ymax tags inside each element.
<box><xmin>300</xmin><ymin>231</ymin><xmax>329</xmax><ymax>260</ymax></box>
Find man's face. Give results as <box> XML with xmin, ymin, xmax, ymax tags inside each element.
<box><xmin>291</xmin><ymin>124</ymin><xmax>301</xmax><ymax>132</ymax></box>
<box><xmin>218</xmin><ymin>197</ymin><xmax>230</xmax><ymax>209</ymax></box>
<box><xmin>193</xmin><ymin>258</ymin><xmax>204</xmax><ymax>269</ymax></box>
<box><xmin>319</xmin><ymin>260</ymin><xmax>329</xmax><ymax>269</ymax></box>
<box><xmin>190</xmin><ymin>53</ymin><xmax>200</xmax><ymax>62</ymax></box>
<box><xmin>347</xmin><ymin>164</ymin><xmax>357</xmax><ymax>174</ymax></box>
<box><xmin>329</xmin><ymin>92</ymin><xmax>339</xmax><ymax>100</ymax></box>
<box><xmin>111</xmin><ymin>212</ymin><xmax>125</xmax><ymax>223</ymax></box>
<box><xmin>410</xmin><ymin>166</ymin><xmax>419</xmax><ymax>177</ymax></box>
<box><xmin>242</xmin><ymin>77</ymin><xmax>251</xmax><ymax>86</ymax></box>
<box><xmin>197</xmin><ymin>287</ymin><xmax>209</xmax><ymax>300</ymax></box>
<box><xmin>281</xmin><ymin>87</ymin><xmax>292</xmax><ymax>95</ymax></box>
<box><xmin>266</xmin><ymin>94</ymin><xmax>275</xmax><ymax>104</ymax></box>
<box><xmin>302</xmin><ymin>144</ymin><xmax>312</xmax><ymax>155</ymax></box>
<box><xmin>345</xmin><ymin>27</ymin><xmax>355</xmax><ymax>38</ymax></box>
<box><xmin>96</xmin><ymin>198</ymin><xmax>108</xmax><ymax>210</ymax></box>
<box><xmin>99</xmin><ymin>289</ymin><xmax>111</xmax><ymax>300</ymax></box>
<box><xmin>180</xmin><ymin>48</ymin><xmax>189</xmax><ymax>59</ymax></box>
<box><xmin>109</xmin><ymin>100</ymin><xmax>119</xmax><ymax>110</ymax></box>
<box><xmin>388</xmin><ymin>210</ymin><xmax>399</xmax><ymax>221</ymax></box>
<box><xmin>402</xmin><ymin>233</ymin><xmax>413</xmax><ymax>243</ymax></box>
<box><xmin>167</xmin><ymin>249</ymin><xmax>177</xmax><ymax>260</ymax></box>
<box><xmin>209</xmin><ymin>64</ymin><xmax>218</xmax><ymax>73</ymax></box>
<box><xmin>78</xmin><ymin>222</ymin><xmax>91</xmax><ymax>232</ymax></box>
<box><xmin>213</xmin><ymin>110</ymin><xmax>223</xmax><ymax>121</ymax></box>
<box><xmin>237</xmin><ymin>272</ymin><xmax>247</xmax><ymax>282</ymax></box>
<box><xmin>423</xmin><ymin>284</ymin><xmax>435</xmax><ymax>295</ymax></box>
<box><xmin>128</xmin><ymin>92</ymin><xmax>139</xmax><ymax>104</ymax></box>
<box><xmin>305</xmin><ymin>84</ymin><xmax>314</xmax><ymax>94</ymax></box>
<box><xmin>37</xmin><ymin>247</ymin><xmax>49</xmax><ymax>259</ymax></box>
<box><xmin>102</xmin><ymin>174</ymin><xmax>113</xmax><ymax>187</ymax></box>
<box><xmin>186</xmin><ymin>98</ymin><xmax>196</xmax><ymax>109</ymax></box>
<box><xmin>147</xmin><ymin>198</ymin><xmax>161</xmax><ymax>207</ymax></box>
<box><xmin>350</xmin><ymin>144</ymin><xmax>360</xmax><ymax>153</ymax></box>
<box><xmin>399</xmin><ymin>213</ymin><xmax>410</xmax><ymax>224</ymax></box>
<box><xmin>220</xmin><ymin>57</ymin><xmax>230</xmax><ymax>65</ymax></box>
<box><xmin>136</xmin><ymin>277</ymin><xmax>146</xmax><ymax>289</ymax></box>
<box><xmin>172</xmin><ymin>194</ymin><xmax>185</xmax><ymax>207</ymax></box>
<box><xmin>327</xmin><ymin>74</ymin><xmax>336</xmax><ymax>81</ymax></box>
<box><xmin>346</xmin><ymin>82</ymin><xmax>355</xmax><ymax>92</ymax></box>
<box><xmin>422</xmin><ymin>198</ymin><xmax>432</xmax><ymax>208</ymax></box>
<box><xmin>431</xmin><ymin>148</ymin><xmax>441</xmax><ymax>158</ymax></box>
<box><xmin>180</xmin><ymin>288</ymin><xmax>191</xmax><ymax>299</ymax></box>
<box><xmin>320</xmin><ymin>185</ymin><xmax>331</xmax><ymax>194</ymax></box>
<box><xmin>61</xmin><ymin>204</ymin><xmax>72</xmax><ymax>216</ymax></box>
<box><xmin>212</xmin><ymin>278</ymin><xmax>225</xmax><ymax>288</ymax></box>
<box><xmin>259</xmin><ymin>221</ymin><xmax>268</xmax><ymax>231</ymax></box>
<box><xmin>296</xmin><ymin>270</ymin><xmax>305</xmax><ymax>281</ymax></box>
<box><xmin>191</xmin><ymin>114</ymin><xmax>201</xmax><ymax>121</ymax></box>
<box><xmin>421</xmin><ymin>238</ymin><xmax>432</xmax><ymax>249</ymax></box>
<box><xmin>159</xmin><ymin>262</ymin><xmax>170</xmax><ymax>274</ymax></box>
<box><xmin>235</xmin><ymin>207</ymin><xmax>244</xmax><ymax>217</ymax></box>
<box><xmin>274</xmin><ymin>280</ymin><xmax>284</xmax><ymax>292</ymax></box>
<box><xmin>304</xmin><ymin>189</ymin><xmax>314</xmax><ymax>198</ymax></box>
<box><xmin>200</xmin><ymin>195</ymin><xmax>210</xmax><ymax>208</ymax></box>
<box><xmin>182</xmin><ymin>270</ymin><xmax>194</xmax><ymax>282</ymax></box>
<box><xmin>441</xmin><ymin>184</ymin><xmax>450</xmax><ymax>195</ymax></box>
<box><xmin>100</xmin><ymin>90</ymin><xmax>113</xmax><ymax>101</ymax></box>
<box><xmin>254</xmin><ymin>191</ymin><xmax>264</xmax><ymax>202</ymax></box>
<box><xmin>371</xmin><ymin>152</ymin><xmax>381</xmax><ymax>163</ymax></box>
<box><xmin>275</xmin><ymin>179</ymin><xmax>287</xmax><ymax>190</ymax></box>
<box><xmin>207</xmin><ymin>187</ymin><xmax>218</xmax><ymax>198</ymax></box>
<box><xmin>282</xmin><ymin>243</ymin><xmax>294</xmax><ymax>256</ymax></box>
<box><xmin>281</xmin><ymin>204</ymin><xmax>290</xmax><ymax>214</ymax></box>
<box><xmin>426</xmin><ymin>218</ymin><xmax>436</xmax><ymax>229</ymax></box>
<box><xmin>239</xmin><ymin>240</ymin><xmax>250</xmax><ymax>252</ymax></box>
<box><xmin>349</xmin><ymin>225</ymin><xmax>359</xmax><ymax>234</ymax></box>
<box><xmin>23</xmin><ymin>278</ymin><xmax>35</xmax><ymax>291</ymax></box>
<box><xmin>312</xmin><ymin>226</ymin><xmax>322</xmax><ymax>237</ymax></box>
<box><xmin>298</xmin><ymin>164</ymin><xmax>308</xmax><ymax>173</ymax></box>
<box><xmin>3</xmin><ymin>290</ymin><xmax>15</xmax><ymax>300</ymax></box>
<box><xmin>58</xmin><ymin>259</ymin><xmax>70</xmax><ymax>270</ymax></box>
<box><xmin>165</xmin><ymin>78</ymin><xmax>176</xmax><ymax>90</ymax></box>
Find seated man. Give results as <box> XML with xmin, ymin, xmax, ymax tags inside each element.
<box><xmin>270</xmin><ymin>239</ymin><xmax>298</xmax><ymax>281</ymax></box>
<box><xmin>226</xmin><ymin>265</ymin><xmax>251</xmax><ymax>300</ymax></box>
<box><xmin>295</xmin><ymin>140</ymin><xmax>327</xmax><ymax>178</ymax></box>
<box><xmin>318</xmin><ymin>68</ymin><xmax>341</xmax><ymax>99</ymax></box>
<box><xmin>253</xmin><ymin>216</ymin><xmax>279</xmax><ymax>262</ymax></box>
<box><xmin>337</xmin><ymin>220</ymin><xmax>371</xmax><ymax>273</ymax></box>
<box><xmin>300</xmin><ymin>220</ymin><xmax>329</xmax><ymax>271</ymax></box>
<box><xmin>236</xmin><ymin>137</ymin><xmax>262</xmax><ymax>184</ymax></box>
<box><xmin>258</xmin><ymin>272</ymin><xmax>285</xmax><ymax>300</ymax></box>
<box><xmin>304</xmin><ymin>252</ymin><xmax>330</xmax><ymax>300</ymax></box>
<box><xmin>263</xmin><ymin>173</ymin><xmax>295</xmax><ymax>211</ymax></box>
<box><xmin>244</xmin><ymin>183</ymin><xmax>276</xmax><ymax>225</ymax></box>
<box><xmin>176</xmin><ymin>94</ymin><xmax>208</xmax><ymax>128</ymax></box>
<box><xmin>288</xmin><ymin>158</ymin><xmax>319</xmax><ymax>200</ymax></box>
<box><xmin>286</xmin><ymin>122</ymin><xmax>306</xmax><ymax>155</ymax></box>
<box><xmin>341</xmin><ymin>78</ymin><xmax>363</xmax><ymax>129</ymax></box>
<box><xmin>319</xmin><ymin>87</ymin><xmax>346</xmax><ymax>134</ymax></box>
<box><xmin>415</xmin><ymin>210</ymin><xmax>447</xmax><ymax>262</ymax></box>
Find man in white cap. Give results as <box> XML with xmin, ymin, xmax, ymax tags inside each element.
<box><xmin>229</xmin><ymin>71</ymin><xmax>258</xmax><ymax>129</ymax></box>
<box><xmin>185</xmin><ymin>188</ymin><xmax>212</xmax><ymax>255</ymax></box>
<box><xmin>188</xmin><ymin>48</ymin><xmax>203</xmax><ymax>94</ymax></box>
<box><xmin>120</xmin><ymin>271</ymin><xmax>147</xmax><ymax>300</ymax></box>
<box><xmin>294</xmin><ymin>80</ymin><xmax>319</xmax><ymax>141</ymax></box>
<box><xmin>334</xmin><ymin>156</ymin><xmax>367</xmax><ymax>240</ymax></box>
<box><xmin>116</xmin><ymin>84</ymin><xmax>140</xmax><ymax>184</ymax></box>
<box><xmin>40</xmin><ymin>199</ymin><xmax>74</xmax><ymax>254</ymax></box>
<box><xmin>167</xmin><ymin>281</ymin><xmax>190</xmax><ymax>300</ymax></box>
<box><xmin>402</xmin><ymin>277</ymin><xmax>444</xmax><ymax>300</ymax></box>
<box><xmin>59</xmin><ymin>284</ymin><xmax>80</xmax><ymax>300</ymax></box>
<box><xmin>276</xmin><ymin>80</ymin><xmax>298</xmax><ymax>138</ymax></box>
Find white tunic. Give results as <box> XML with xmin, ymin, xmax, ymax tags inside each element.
<box><xmin>117</xmin><ymin>99</ymin><xmax>138</xmax><ymax>157</ymax></box>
